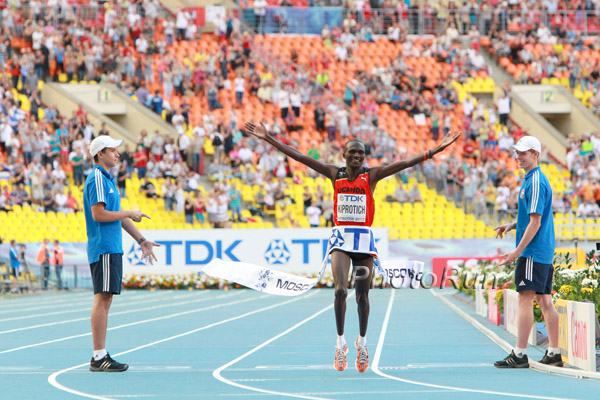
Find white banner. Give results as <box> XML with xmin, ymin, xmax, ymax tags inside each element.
<box><xmin>567</xmin><ymin>301</ymin><xmax>596</xmax><ymax>371</ymax></box>
<box><xmin>122</xmin><ymin>228</ymin><xmax>389</xmax><ymax>275</ymax></box>
<box><xmin>475</xmin><ymin>287</ymin><xmax>487</xmax><ymax>318</ymax></box>
<box><xmin>503</xmin><ymin>289</ymin><xmax>536</xmax><ymax>345</ymax></box>
<box><xmin>382</xmin><ymin>259</ymin><xmax>424</xmax><ymax>288</ymax></box>
<box><xmin>200</xmin><ymin>226</ymin><xmax>393</xmax><ymax>296</ymax></box>
<box><xmin>202</xmin><ymin>258</ymin><xmax>322</xmax><ymax>296</ymax></box>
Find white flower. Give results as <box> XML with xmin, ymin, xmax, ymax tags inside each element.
<box><xmin>581</xmin><ymin>278</ymin><xmax>599</xmax><ymax>288</ymax></box>
<box><xmin>558</xmin><ymin>269</ymin><xmax>577</xmax><ymax>278</ymax></box>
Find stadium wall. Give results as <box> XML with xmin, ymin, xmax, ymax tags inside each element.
<box><xmin>555</xmin><ymin>85</ymin><xmax>600</xmax><ymax>137</ymax></box>
<box><xmin>105</xmin><ymin>83</ymin><xmax>178</xmax><ymax>140</ymax></box>
<box><xmin>41</xmin><ymin>83</ymin><xmax>137</xmax><ymax>147</ymax></box>
<box><xmin>501</xmin><ymin>86</ymin><xmax>568</xmax><ymax>163</ymax></box>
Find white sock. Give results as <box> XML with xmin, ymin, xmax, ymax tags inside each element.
<box><xmin>357</xmin><ymin>335</ymin><xmax>367</xmax><ymax>347</ymax></box>
<box><xmin>514</xmin><ymin>347</ymin><xmax>527</xmax><ymax>358</ymax></box>
<box><xmin>93</xmin><ymin>349</ymin><xmax>107</xmax><ymax>361</ymax></box>
<box><xmin>336</xmin><ymin>335</ymin><xmax>346</xmax><ymax>349</ymax></box>
<box><xmin>548</xmin><ymin>347</ymin><xmax>560</xmax><ymax>356</ymax></box>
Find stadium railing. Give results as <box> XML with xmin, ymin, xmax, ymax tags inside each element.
<box><xmin>239</xmin><ymin>8</ymin><xmax>600</xmax><ymax>36</ymax></box>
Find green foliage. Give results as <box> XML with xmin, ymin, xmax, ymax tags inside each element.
<box><xmin>455</xmin><ymin>253</ymin><xmax>600</xmax><ymax>324</ymax></box>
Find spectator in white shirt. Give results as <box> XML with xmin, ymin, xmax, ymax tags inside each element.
<box><xmin>577</xmin><ymin>199</ymin><xmax>600</xmax><ymax>217</ymax></box>
<box><xmin>55</xmin><ymin>188</ymin><xmax>72</xmax><ymax>214</ymax></box>
<box><xmin>151</xmin><ymin>131</ymin><xmax>165</xmax><ymax>161</ymax></box>
<box><xmin>238</xmin><ymin>142</ymin><xmax>254</xmax><ymax>165</ymax></box>
<box><xmin>51</xmin><ymin>165</ymin><xmax>67</xmax><ymax>182</ymax></box>
<box><xmin>306</xmin><ymin>205</ymin><xmax>322</xmax><ymax>228</ymax></box>
<box><xmin>172</xmin><ymin>110</ymin><xmax>185</xmax><ymax>134</ymax></box>
<box><xmin>135</xmin><ymin>34</ymin><xmax>148</xmax><ymax>54</ymax></box>
<box><xmin>178</xmin><ymin>132</ymin><xmax>191</xmax><ymax>160</ymax></box>
<box><xmin>463</xmin><ymin>95</ymin><xmax>474</xmax><ymax>117</ymax></box>
<box><xmin>497</xmin><ymin>127</ymin><xmax>514</xmax><ymax>151</ymax></box>
<box><xmin>340</xmin><ymin>27</ymin><xmax>356</xmax><ymax>47</ymax></box>
<box><xmin>334</xmin><ymin>43</ymin><xmax>347</xmax><ymax>62</ymax></box>
<box><xmin>176</xmin><ymin>7</ymin><xmax>189</xmax><ymax>41</ymax></box>
<box><xmin>254</xmin><ymin>0</ymin><xmax>267</xmax><ymax>34</ymax></box>
<box><xmin>163</xmin><ymin>17</ymin><xmax>175</xmax><ymax>44</ymax></box>
<box><xmin>186</xmin><ymin>18</ymin><xmax>197</xmax><ymax>40</ymax></box>
<box><xmin>290</xmin><ymin>88</ymin><xmax>302</xmax><ymax>117</ymax></box>
<box><xmin>498</xmin><ymin>91</ymin><xmax>511</xmax><ymax>126</ymax></box>
<box><xmin>278</xmin><ymin>87</ymin><xmax>290</xmax><ymax>120</ymax></box>
<box><xmin>235</xmin><ymin>75</ymin><xmax>245</xmax><ymax>106</ymax></box>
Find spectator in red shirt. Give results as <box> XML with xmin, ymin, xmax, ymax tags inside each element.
<box><xmin>134</xmin><ymin>145</ymin><xmax>148</xmax><ymax>179</ymax></box>
<box><xmin>463</xmin><ymin>138</ymin><xmax>477</xmax><ymax>159</ymax></box>
<box><xmin>75</xmin><ymin>103</ymin><xmax>87</xmax><ymax>124</ymax></box>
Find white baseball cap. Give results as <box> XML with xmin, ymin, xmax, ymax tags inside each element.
<box><xmin>90</xmin><ymin>136</ymin><xmax>124</xmax><ymax>157</ymax></box>
<box><xmin>512</xmin><ymin>136</ymin><xmax>541</xmax><ymax>153</ymax></box>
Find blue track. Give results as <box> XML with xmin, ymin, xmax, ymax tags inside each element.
<box><xmin>0</xmin><ymin>288</ymin><xmax>597</xmax><ymax>399</ymax></box>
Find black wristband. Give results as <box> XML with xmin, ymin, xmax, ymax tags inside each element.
<box><xmin>427</xmin><ymin>149</ymin><xmax>433</xmax><ymax>160</ymax></box>
<box><xmin>137</xmin><ymin>237</ymin><xmax>146</xmax><ymax>245</ymax></box>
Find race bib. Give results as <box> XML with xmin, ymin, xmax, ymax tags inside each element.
<box><xmin>337</xmin><ymin>193</ymin><xmax>367</xmax><ymax>222</ymax></box>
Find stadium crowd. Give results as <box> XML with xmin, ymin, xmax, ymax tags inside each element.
<box><xmin>0</xmin><ymin>0</ymin><xmax>598</xmax><ymax>230</ymax></box>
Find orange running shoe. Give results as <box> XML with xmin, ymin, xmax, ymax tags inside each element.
<box><xmin>334</xmin><ymin>344</ymin><xmax>348</xmax><ymax>371</ymax></box>
<box><xmin>355</xmin><ymin>338</ymin><xmax>369</xmax><ymax>373</ymax></box>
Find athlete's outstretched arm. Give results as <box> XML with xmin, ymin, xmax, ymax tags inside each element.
<box><xmin>245</xmin><ymin>121</ymin><xmax>338</xmax><ymax>180</ymax></box>
<box><xmin>370</xmin><ymin>131</ymin><xmax>461</xmax><ymax>184</ymax></box>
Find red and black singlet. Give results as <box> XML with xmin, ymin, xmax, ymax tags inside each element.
<box><xmin>333</xmin><ymin>167</ymin><xmax>375</xmax><ymax>227</ymax></box>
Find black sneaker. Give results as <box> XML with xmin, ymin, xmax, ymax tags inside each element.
<box><xmin>90</xmin><ymin>353</ymin><xmax>129</xmax><ymax>372</ymax></box>
<box><xmin>539</xmin><ymin>351</ymin><xmax>563</xmax><ymax>367</ymax></box>
<box><xmin>494</xmin><ymin>351</ymin><xmax>529</xmax><ymax>368</ymax></box>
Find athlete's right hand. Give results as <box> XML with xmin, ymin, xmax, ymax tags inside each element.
<box><xmin>129</xmin><ymin>210</ymin><xmax>151</xmax><ymax>222</ymax></box>
<box><xmin>245</xmin><ymin>121</ymin><xmax>268</xmax><ymax>139</ymax></box>
<box><xmin>493</xmin><ymin>223</ymin><xmax>513</xmax><ymax>239</ymax></box>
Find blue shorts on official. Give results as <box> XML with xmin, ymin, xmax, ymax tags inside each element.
<box><xmin>90</xmin><ymin>253</ymin><xmax>123</xmax><ymax>294</ymax></box>
<box><xmin>515</xmin><ymin>256</ymin><xmax>553</xmax><ymax>294</ymax></box>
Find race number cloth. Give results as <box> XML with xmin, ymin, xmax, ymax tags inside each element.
<box><xmin>201</xmin><ymin>226</ymin><xmax>389</xmax><ymax>296</ymax></box>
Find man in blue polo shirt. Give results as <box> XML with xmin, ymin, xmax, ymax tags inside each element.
<box><xmin>493</xmin><ymin>136</ymin><xmax>562</xmax><ymax>369</ymax></box>
<box><xmin>84</xmin><ymin>135</ymin><xmax>159</xmax><ymax>372</ymax></box>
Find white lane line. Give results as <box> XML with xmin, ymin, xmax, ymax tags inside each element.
<box><xmin>0</xmin><ymin>295</ymin><xmax>89</xmax><ymax>308</ymax></box>
<box><xmin>1</xmin><ymin>291</ymin><xmax>250</xmax><ymax>354</ymax></box>
<box><xmin>254</xmin><ymin>364</ymin><xmax>331</xmax><ymax>370</ymax></box>
<box><xmin>0</xmin><ymin>291</ymin><xmax>182</xmax><ymax>323</ymax></box>
<box><xmin>0</xmin><ymin>298</ymin><xmax>97</xmax><ymax>315</ymax></box>
<box><xmin>432</xmin><ymin>291</ymin><xmax>600</xmax><ymax>381</ymax></box>
<box><xmin>251</xmin><ymin>363</ymin><xmax>492</xmax><ymax>371</ymax></box>
<box><xmin>212</xmin><ymin>291</ymin><xmax>348</xmax><ymax>400</ymax></box>
<box><xmin>0</xmin><ymin>292</ymin><xmax>167</xmax><ymax>315</ymax></box>
<box><xmin>48</xmin><ymin>292</ymin><xmax>317</xmax><ymax>400</ymax></box>
<box><xmin>380</xmin><ymin>363</ymin><xmax>492</xmax><ymax>370</ymax></box>
<box><xmin>370</xmin><ymin>290</ymin><xmax>578</xmax><ymax>400</ymax></box>
<box><xmin>0</xmin><ymin>291</ymin><xmax>92</xmax><ymax>304</ymax></box>
<box><xmin>298</xmin><ymin>390</ymin><xmax>453</xmax><ymax>395</ymax></box>
<box><xmin>0</xmin><ymin>291</ymin><xmax>224</xmax><ymax>335</ymax></box>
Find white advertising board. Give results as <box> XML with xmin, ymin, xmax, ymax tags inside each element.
<box><xmin>475</xmin><ymin>287</ymin><xmax>487</xmax><ymax>318</ymax></box>
<box><xmin>122</xmin><ymin>228</ymin><xmax>389</xmax><ymax>275</ymax></box>
<box><xmin>381</xmin><ymin>259</ymin><xmax>424</xmax><ymax>289</ymax></box>
<box><xmin>567</xmin><ymin>301</ymin><xmax>596</xmax><ymax>371</ymax></box>
<box><xmin>503</xmin><ymin>289</ymin><xmax>536</xmax><ymax>345</ymax></box>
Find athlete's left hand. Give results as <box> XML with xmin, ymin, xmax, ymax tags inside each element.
<box><xmin>498</xmin><ymin>250</ymin><xmax>519</xmax><ymax>266</ymax></box>
<box><xmin>439</xmin><ymin>131</ymin><xmax>462</xmax><ymax>150</ymax></box>
<box><xmin>141</xmin><ymin>240</ymin><xmax>160</xmax><ymax>265</ymax></box>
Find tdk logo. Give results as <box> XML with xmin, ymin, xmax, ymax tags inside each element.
<box><xmin>264</xmin><ymin>239</ymin><xmax>291</xmax><ymax>265</ymax></box>
<box><xmin>340</xmin><ymin>195</ymin><xmax>364</xmax><ymax>202</ymax></box>
<box><xmin>127</xmin><ymin>240</ymin><xmax>242</xmax><ymax>266</ymax></box>
<box><xmin>127</xmin><ymin>243</ymin><xmax>147</xmax><ymax>266</ymax></box>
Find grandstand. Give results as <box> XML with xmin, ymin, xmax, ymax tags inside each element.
<box><xmin>0</xmin><ymin>1</ymin><xmax>598</xmax><ymax>256</ymax></box>
<box><xmin>0</xmin><ymin>1</ymin><xmax>599</xmax><ymax>395</ymax></box>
